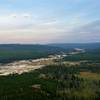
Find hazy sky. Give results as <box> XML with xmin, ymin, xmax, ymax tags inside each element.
<box><xmin>0</xmin><ymin>0</ymin><xmax>100</xmax><ymax>44</ymax></box>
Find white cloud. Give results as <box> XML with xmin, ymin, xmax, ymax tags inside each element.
<box><xmin>0</xmin><ymin>10</ymin><xmax>99</xmax><ymax>43</ymax></box>
<box><xmin>0</xmin><ymin>13</ymin><xmax>32</xmax><ymax>27</ymax></box>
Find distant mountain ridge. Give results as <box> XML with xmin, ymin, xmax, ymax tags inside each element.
<box><xmin>48</xmin><ymin>43</ymin><xmax>100</xmax><ymax>50</ymax></box>
<box><xmin>0</xmin><ymin>44</ymin><xmax>65</xmax><ymax>52</ymax></box>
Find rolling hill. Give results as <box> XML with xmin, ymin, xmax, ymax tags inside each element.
<box><xmin>49</xmin><ymin>43</ymin><xmax>100</xmax><ymax>50</ymax></box>
<box><xmin>0</xmin><ymin>44</ymin><xmax>65</xmax><ymax>64</ymax></box>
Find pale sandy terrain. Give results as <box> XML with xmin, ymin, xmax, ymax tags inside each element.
<box><xmin>0</xmin><ymin>55</ymin><xmax>67</xmax><ymax>76</ymax></box>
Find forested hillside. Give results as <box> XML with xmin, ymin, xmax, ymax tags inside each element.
<box><xmin>0</xmin><ymin>51</ymin><xmax>100</xmax><ymax>100</ymax></box>
<box><xmin>0</xmin><ymin>44</ymin><xmax>65</xmax><ymax>63</ymax></box>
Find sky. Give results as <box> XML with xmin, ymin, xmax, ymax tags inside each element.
<box><xmin>0</xmin><ymin>0</ymin><xmax>100</xmax><ymax>44</ymax></box>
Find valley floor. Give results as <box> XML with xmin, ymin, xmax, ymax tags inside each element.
<box><xmin>0</xmin><ymin>51</ymin><xmax>100</xmax><ymax>100</ymax></box>
<box><xmin>0</xmin><ymin>54</ymin><xmax>66</xmax><ymax>76</ymax></box>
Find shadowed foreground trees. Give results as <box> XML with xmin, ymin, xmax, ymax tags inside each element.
<box><xmin>0</xmin><ymin>63</ymin><xmax>100</xmax><ymax>100</ymax></box>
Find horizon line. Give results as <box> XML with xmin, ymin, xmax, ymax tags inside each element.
<box><xmin>0</xmin><ymin>42</ymin><xmax>100</xmax><ymax>45</ymax></box>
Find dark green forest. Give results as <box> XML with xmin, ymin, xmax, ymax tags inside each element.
<box><xmin>0</xmin><ymin>44</ymin><xmax>65</xmax><ymax>63</ymax></box>
<box><xmin>0</xmin><ymin>44</ymin><xmax>100</xmax><ymax>100</ymax></box>
<box><xmin>64</xmin><ymin>51</ymin><xmax>100</xmax><ymax>61</ymax></box>
<box><xmin>0</xmin><ymin>64</ymin><xmax>100</xmax><ymax>100</ymax></box>
<box><xmin>0</xmin><ymin>53</ymin><xmax>100</xmax><ymax>100</ymax></box>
